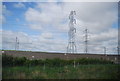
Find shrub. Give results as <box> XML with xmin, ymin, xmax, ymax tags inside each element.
<box><xmin>2</xmin><ymin>55</ymin><xmax>114</xmax><ymax>67</ymax></box>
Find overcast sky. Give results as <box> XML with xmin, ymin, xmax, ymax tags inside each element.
<box><xmin>1</xmin><ymin>1</ymin><xmax>118</xmax><ymax>54</ymax></box>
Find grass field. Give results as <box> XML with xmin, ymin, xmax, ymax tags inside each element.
<box><xmin>3</xmin><ymin>64</ymin><xmax>120</xmax><ymax>79</ymax></box>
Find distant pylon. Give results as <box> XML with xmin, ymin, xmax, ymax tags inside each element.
<box><xmin>67</xmin><ymin>11</ymin><xmax>77</xmax><ymax>54</ymax></box>
<box><xmin>84</xmin><ymin>28</ymin><xmax>89</xmax><ymax>54</ymax></box>
<box><xmin>15</xmin><ymin>37</ymin><xmax>32</xmax><ymax>50</ymax></box>
<box><xmin>117</xmin><ymin>46</ymin><xmax>119</xmax><ymax>55</ymax></box>
<box><xmin>103</xmin><ymin>47</ymin><xmax>106</xmax><ymax>55</ymax></box>
<box><xmin>15</xmin><ymin>37</ymin><xmax>19</xmax><ymax>50</ymax></box>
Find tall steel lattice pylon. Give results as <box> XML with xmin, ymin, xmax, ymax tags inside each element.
<box><xmin>15</xmin><ymin>37</ymin><xmax>19</xmax><ymax>50</ymax></box>
<box><xmin>84</xmin><ymin>28</ymin><xmax>88</xmax><ymax>54</ymax></box>
<box><xmin>15</xmin><ymin>37</ymin><xmax>32</xmax><ymax>50</ymax></box>
<box><xmin>67</xmin><ymin>11</ymin><xmax>77</xmax><ymax>54</ymax></box>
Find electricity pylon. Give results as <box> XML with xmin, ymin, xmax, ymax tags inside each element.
<box><xmin>67</xmin><ymin>11</ymin><xmax>77</xmax><ymax>54</ymax></box>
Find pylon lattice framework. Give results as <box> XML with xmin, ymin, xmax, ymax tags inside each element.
<box><xmin>84</xmin><ymin>29</ymin><xmax>88</xmax><ymax>54</ymax></box>
<box><xmin>67</xmin><ymin>11</ymin><xmax>77</xmax><ymax>54</ymax></box>
<box><xmin>15</xmin><ymin>37</ymin><xmax>19</xmax><ymax>50</ymax></box>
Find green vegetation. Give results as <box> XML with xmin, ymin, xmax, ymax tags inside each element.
<box><xmin>3</xmin><ymin>64</ymin><xmax>120</xmax><ymax>79</ymax></box>
<box><xmin>2</xmin><ymin>54</ymin><xmax>114</xmax><ymax>67</ymax></box>
<box><xmin>2</xmin><ymin>55</ymin><xmax>120</xmax><ymax>79</ymax></box>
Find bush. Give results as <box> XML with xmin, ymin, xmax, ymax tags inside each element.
<box><xmin>2</xmin><ymin>54</ymin><xmax>14</xmax><ymax>67</ymax></box>
<box><xmin>2</xmin><ymin>55</ymin><xmax>114</xmax><ymax>67</ymax></box>
<box><xmin>2</xmin><ymin>54</ymin><xmax>27</xmax><ymax>67</ymax></box>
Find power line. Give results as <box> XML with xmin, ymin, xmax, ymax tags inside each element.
<box><xmin>67</xmin><ymin>11</ymin><xmax>77</xmax><ymax>54</ymax></box>
<box><xmin>3</xmin><ymin>36</ymin><xmax>32</xmax><ymax>50</ymax></box>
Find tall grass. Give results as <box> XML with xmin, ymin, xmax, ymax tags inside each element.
<box><xmin>3</xmin><ymin>64</ymin><xmax>120</xmax><ymax>79</ymax></box>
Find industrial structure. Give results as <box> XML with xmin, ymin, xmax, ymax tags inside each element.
<box><xmin>84</xmin><ymin>28</ymin><xmax>89</xmax><ymax>54</ymax></box>
<box><xmin>67</xmin><ymin>11</ymin><xmax>77</xmax><ymax>54</ymax></box>
<box><xmin>2</xmin><ymin>11</ymin><xmax>120</xmax><ymax>55</ymax></box>
<box><xmin>6</xmin><ymin>36</ymin><xmax>32</xmax><ymax>50</ymax></box>
<box><xmin>15</xmin><ymin>37</ymin><xmax>19</xmax><ymax>50</ymax></box>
